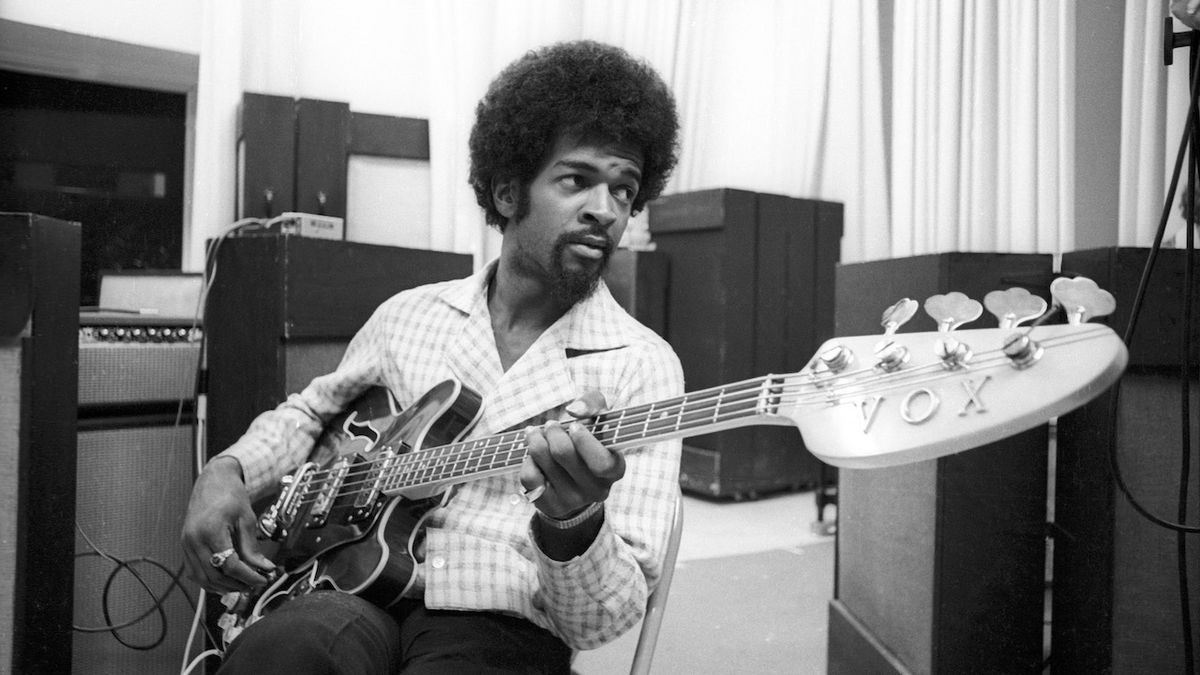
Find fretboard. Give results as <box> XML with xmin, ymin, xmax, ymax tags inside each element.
<box><xmin>373</xmin><ymin>374</ymin><xmax>791</xmax><ymax>494</ymax></box>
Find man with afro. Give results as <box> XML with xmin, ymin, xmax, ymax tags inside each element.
<box><xmin>183</xmin><ymin>40</ymin><xmax>684</xmax><ymax>674</ymax></box>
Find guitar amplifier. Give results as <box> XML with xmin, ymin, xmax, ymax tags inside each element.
<box><xmin>78</xmin><ymin>312</ymin><xmax>202</xmax><ymax>409</ymax></box>
<box><xmin>73</xmin><ymin>312</ymin><xmax>201</xmax><ymax>675</ymax></box>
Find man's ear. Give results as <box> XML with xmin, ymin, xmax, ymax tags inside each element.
<box><xmin>492</xmin><ymin>178</ymin><xmax>519</xmax><ymax>219</ymax></box>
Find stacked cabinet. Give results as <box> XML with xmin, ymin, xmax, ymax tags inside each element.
<box><xmin>648</xmin><ymin>189</ymin><xmax>842</xmax><ymax>499</ymax></box>
<box><xmin>1054</xmin><ymin>247</ymin><xmax>1200</xmax><ymax>674</ymax></box>
<box><xmin>206</xmin><ymin>234</ymin><xmax>472</xmax><ymax>457</ymax></box>
<box><xmin>0</xmin><ymin>213</ymin><xmax>80</xmax><ymax>673</ymax></box>
<box><xmin>827</xmin><ymin>253</ymin><xmax>1053</xmax><ymax>674</ymax></box>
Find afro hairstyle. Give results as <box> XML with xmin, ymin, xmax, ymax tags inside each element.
<box><xmin>468</xmin><ymin>40</ymin><xmax>679</xmax><ymax>231</ymax></box>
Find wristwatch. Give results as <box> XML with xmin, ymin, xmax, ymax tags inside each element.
<box><xmin>538</xmin><ymin>501</ymin><xmax>604</xmax><ymax>530</ymax></box>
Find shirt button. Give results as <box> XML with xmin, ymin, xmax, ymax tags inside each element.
<box><xmin>431</xmin><ymin>556</ymin><xmax>446</xmax><ymax>569</ymax></box>
<box><xmin>510</xmin><ymin>493</ymin><xmax>522</xmax><ymax>505</ymax></box>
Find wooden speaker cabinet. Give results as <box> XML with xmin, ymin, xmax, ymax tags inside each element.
<box><xmin>648</xmin><ymin>189</ymin><xmax>842</xmax><ymax>499</ymax></box>
<box><xmin>0</xmin><ymin>212</ymin><xmax>80</xmax><ymax>673</ymax></box>
<box><xmin>1053</xmin><ymin>247</ymin><xmax>1200</xmax><ymax>674</ymax></box>
<box><xmin>206</xmin><ymin>234</ymin><xmax>472</xmax><ymax>456</ymax></box>
<box><xmin>602</xmin><ymin>248</ymin><xmax>668</xmax><ymax>338</ymax></box>
<box><xmin>828</xmin><ymin>252</ymin><xmax>1053</xmax><ymax>674</ymax></box>
<box><xmin>73</xmin><ymin>421</ymin><xmax>195</xmax><ymax>675</ymax></box>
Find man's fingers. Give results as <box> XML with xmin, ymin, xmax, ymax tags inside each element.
<box><xmin>236</xmin><ymin>513</ymin><xmax>276</xmax><ymax>572</ymax></box>
<box><xmin>565</xmin><ymin>422</ymin><xmax>624</xmax><ymax>479</ymax></box>
<box><xmin>185</xmin><ymin>539</ymin><xmax>247</xmax><ymax>593</ymax></box>
<box><xmin>526</xmin><ymin>424</ymin><xmax>576</xmax><ymax>491</ymax></box>
<box><xmin>519</xmin><ymin>455</ymin><xmax>547</xmax><ymax>500</ymax></box>
<box><xmin>219</xmin><ymin>551</ymin><xmax>268</xmax><ymax>588</ymax></box>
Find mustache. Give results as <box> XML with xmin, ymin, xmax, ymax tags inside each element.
<box><xmin>558</xmin><ymin>230</ymin><xmax>615</xmax><ymax>255</ymax></box>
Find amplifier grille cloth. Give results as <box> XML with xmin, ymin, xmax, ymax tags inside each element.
<box><xmin>78</xmin><ymin>343</ymin><xmax>199</xmax><ymax>406</ymax></box>
<box><xmin>73</xmin><ymin>424</ymin><xmax>195</xmax><ymax>675</ymax></box>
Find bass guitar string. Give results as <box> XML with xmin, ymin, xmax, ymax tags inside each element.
<box><xmin>287</xmin><ymin>328</ymin><xmax>1106</xmax><ymax>505</ymax></box>
<box><xmin>287</xmin><ymin>328</ymin><xmax>1107</xmax><ymax>506</ymax></box>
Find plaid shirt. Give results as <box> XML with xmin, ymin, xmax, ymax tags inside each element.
<box><xmin>220</xmin><ymin>261</ymin><xmax>684</xmax><ymax>649</ymax></box>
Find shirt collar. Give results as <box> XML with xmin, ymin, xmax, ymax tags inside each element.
<box><xmin>436</xmin><ymin>259</ymin><xmax>632</xmax><ymax>352</ymax></box>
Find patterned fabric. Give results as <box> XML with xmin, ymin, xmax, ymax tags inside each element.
<box><xmin>220</xmin><ymin>261</ymin><xmax>684</xmax><ymax>649</ymax></box>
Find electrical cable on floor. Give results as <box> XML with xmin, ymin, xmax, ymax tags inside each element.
<box><xmin>72</xmin><ymin>524</ymin><xmax>196</xmax><ymax>650</ymax></box>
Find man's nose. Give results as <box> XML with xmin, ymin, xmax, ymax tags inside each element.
<box><xmin>581</xmin><ymin>185</ymin><xmax>617</xmax><ymax>228</ymax></box>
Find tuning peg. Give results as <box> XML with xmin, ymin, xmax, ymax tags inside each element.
<box><xmin>1050</xmin><ymin>276</ymin><xmax>1117</xmax><ymax>325</ymax></box>
<box><xmin>924</xmin><ymin>292</ymin><xmax>982</xmax><ymax>370</ymax></box>
<box><xmin>873</xmin><ymin>299</ymin><xmax>918</xmax><ymax>372</ymax></box>
<box><xmin>880</xmin><ymin>298</ymin><xmax>919</xmax><ymax>334</ymax></box>
<box><xmin>984</xmin><ymin>288</ymin><xmax>1048</xmax><ymax>329</ymax></box>
<box><xmin>924</xmin><ymin>292</ymin><xmax>983</xmax><ymax>332</ymax></box>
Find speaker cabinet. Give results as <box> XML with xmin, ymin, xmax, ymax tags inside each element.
<box><xmin>828</xmin><ymin>253</ymin><xmax>1053</xmax><ymax>674</ymax></box>
<box><xmin>1053</xmin><ymin>247</ymin><xmax>1200</xmax><ymax>673</ymax></box>
<box><xmin>206</xmin><ymin>234</ymin><xmax>473</xmax><ymax>457</ymax></box>
<box><xmin>602</xmin><ymin>248</ymin><xmax>668</xmax><ymax>338</ymax></box>
<box><xmin>72</xmin><ymin>421</ymin><xmax>195</xmax><ymax>675</ymax></box>
<box><xmin>0</xmin><ymin>212</ymin><xmax>80</xmax><ymax>673</ymax></box>
<box><xmin>648</xmin><ymin>189</ymin><xmax>842</xmax><ymax>499</ymax></box>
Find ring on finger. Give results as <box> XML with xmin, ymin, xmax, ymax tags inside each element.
<box><xmin>209</xmin><ymin>547</ymin><xmax>236</xmax><ymax>569</ymax></box>
<box><xmin>522</xmin><ymin>484</ymin><xmax>547</xmax><ymax>503</ymax></box>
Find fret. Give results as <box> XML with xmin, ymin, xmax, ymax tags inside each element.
<box><xmin>613</xmin><ymin>408</ymin><xmax>629</xmax><ymax>446</ymax></box>
<box><xmin>420</xmin><ymin>446</ymin><xmax>439</xmax><ymax>483</ymax></box>
<box><xmin>488</xmin><ymin>435</ymin><xmax>509</xmax><ymax>470</ymax></box>
<box><xmin>369</xmin><ymin>376</ymin><xmax>792</xmax><ymax>494</ymax></box>
<box><xmin>393</xmin><ymin>451</ymin><xmax>416</xmax><ymax>489</ymax></box>
<box><xmin>447</xmin><ymin>441</ymin><xmax>466</xmax><ymax>477</ymax></box>
<box><xmin>592</xmin><ymin>415</ymin><xmax>610</xmax><ymax>445</ymax></box>
<box><xmin>642</xmin><ymin>401</ymin><xmax>654</xmax><ymax>439</ymax></box>
<box><xmin>468</xmin><ymin>438</ymin><xmax>488</xmax><ymax>473</ymax></box>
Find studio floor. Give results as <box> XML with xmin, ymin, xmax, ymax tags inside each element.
<box><xmin>572</xmin><ymin>489</ymin><xmax>835</xmax><ymax>675</ymax></box>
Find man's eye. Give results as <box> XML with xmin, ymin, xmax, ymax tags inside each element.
<box><xmin>613</xmin><ymin>185</ymin><xmax>637</xmax><ymax>203</ymax></box>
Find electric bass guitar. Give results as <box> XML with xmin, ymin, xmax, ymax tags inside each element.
<box><xmin>217</xmin><ymin>277</ymin><xmax>1128</xmax><ymax>642</ymax></box>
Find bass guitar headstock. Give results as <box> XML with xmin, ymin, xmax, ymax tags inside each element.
<box><xmin>779</xmin><ymin>277</ymin><xmax>1128</xmax><ymax>468</ymax></box>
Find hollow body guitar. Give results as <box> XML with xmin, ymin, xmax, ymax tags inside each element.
<box><xmin>218</xmin><ymin>279</ymin><xmax>1129</xmax><ymax>644</ymax></box>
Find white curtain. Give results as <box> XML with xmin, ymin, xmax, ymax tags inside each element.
<box><xmin>1120</xmin><ymin>0</ymin><xmax>1195</xmax><ymax>247</ymax></box>
<box><xmin>422</xmin><ymin>0</ymin><xmax>887</xmax><ymax>266</ymax></box>
<box><xmin>888</xmin><ymin>0</ymin><xmax>1075</xmax><ymax>259</ymax></box>
<box><xmin>424</xmin><ymin>0</ymin><xmax>586</xmax><ymax>268</ymax></box>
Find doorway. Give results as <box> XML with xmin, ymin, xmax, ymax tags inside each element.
<box><xmin>0</xmin><ymin>69</ymin><xmax>187</xmax><ymax>306</ymax></box>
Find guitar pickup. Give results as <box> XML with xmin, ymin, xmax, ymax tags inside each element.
<box><xmin>306</xmin><ymin>457</ymin><xmax>350</xmax><ymax>528</ymax></box>
<box><xmin>350</xmin><ymin>449</ymin><xmax>397</xmax><ymax>520</ymax></box>
<box><xmin>258</xmin><ymin>461</ymin><xmax>319</xmax><ymax>540</ymax></box>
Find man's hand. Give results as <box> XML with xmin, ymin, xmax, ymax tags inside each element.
<box><xmin>519</xmin><ymin>390</ymin><xmax>624</xmax><ymax>521</ymax></box>
<box><xmin>180</xmin><ymin>456</ymin><xmax>276</xmax><ymax>593</ymax></box>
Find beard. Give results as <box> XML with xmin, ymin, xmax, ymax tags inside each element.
<box><xmin>510</xmin><ymin>231</ymin><xmax>613</xmax><ymax>309</ymax></box>
<box><xmin>547</xmin><ymin>234</ymin><xmax>612</xmax><ymax>307</ymax></box>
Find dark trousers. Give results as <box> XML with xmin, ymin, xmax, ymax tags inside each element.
<box><xmin>217</xmin><ymin>591</ymin><xmax>573</xmax><ymax>675</ymax></box>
